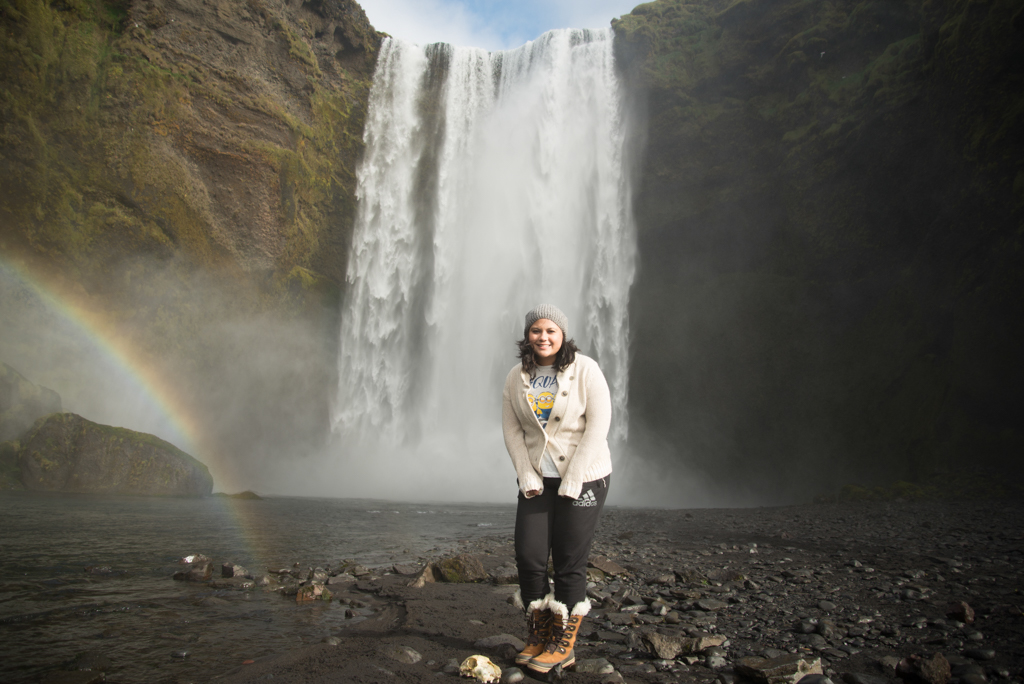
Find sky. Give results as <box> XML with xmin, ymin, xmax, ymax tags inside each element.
<box><xmin>356</xmin><ymin>0</ymin><xmax>642</xmax><ymax>51</ymax></box>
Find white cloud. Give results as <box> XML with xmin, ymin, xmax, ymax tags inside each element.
<box><xmin>357</xmin><ymin>0</ymin><xmax>639</xmax><ymax>51</ymax></box>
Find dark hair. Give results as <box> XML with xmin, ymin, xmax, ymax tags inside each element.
<box><xmin>516</xmin><ymin>328</ymin><xmax>579</xmax><ymax>377</ymax></box>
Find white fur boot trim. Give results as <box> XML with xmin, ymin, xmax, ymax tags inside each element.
<box><xmin>516</xmin><ymin>589</ymin><xmax>554</xmax><ymax>614</ymax></box>
<box><xmin>512</xmin><ymin>589</ymin><xmax>524</xmax><ymax>612</ymax></box>
<box><xmin>547</xmin><ymin>598</ymin><xmax>569</xmax><ymax>622</ymax></box>
<box><xmin>570</xmin><ymin>598</ymin><xmax>591</xmax><ymax>617</ymax></box>
<box><xmin>527</xmin><ymin>591</ymin><xmax>553</xmax><ymax>613</ymax></box>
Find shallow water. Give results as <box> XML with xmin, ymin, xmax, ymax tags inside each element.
<box><xmin>0</xmin><ymin>492</ymin><xmax>515</xmax><ymax>683</ymax></box>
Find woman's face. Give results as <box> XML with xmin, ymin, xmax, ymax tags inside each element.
<box><xmin>528</xmin><ymin>318</ymin><xmax>563</xmax><ymax>366</ymax></box>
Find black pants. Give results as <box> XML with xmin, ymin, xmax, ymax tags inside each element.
<box><xmin>515</xmin><ymin>475</ymin><xmax>609</xmax><ymax>609</ymax></box>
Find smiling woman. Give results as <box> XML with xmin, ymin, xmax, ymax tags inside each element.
<box><xmin>355</xmin><ymin>0</ymin><xmax>640</xmax><ymax>50</ymax></box>
<box><xmin>501</xmin><ymin>303</ymin><xmax>613</xmax><ymax>674</ymax></box>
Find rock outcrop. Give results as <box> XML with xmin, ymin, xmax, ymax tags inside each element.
<box><xmin>17</xmin><ymin>413</ymin><xmax>213</xmax><ymax>496</ymax></box>
<box><xmin>0</xmin><ymin>362</ymin><xmax>62</xmax><ymax>442</ymax></box>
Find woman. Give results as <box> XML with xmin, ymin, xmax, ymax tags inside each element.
<box><xmin>501</xmin><ymin>304</ymin><xmax>612</xmax><ymax>675</ymax></box>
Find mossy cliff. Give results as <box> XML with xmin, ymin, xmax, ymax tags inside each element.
<box><xmin>614</xmin><ymin>0</ymin><xmax>1024</xmax><ymax>499</ymax></box>
<box><xmin>0</xmin><ymin>0</ymin><xmax>381</xmax><ymax>482</ymax></box>
<box><xmin>1</xmin><ymin>0</ymin><xmax>378</xmax><ymax>287</ymax></box>
<box><xmin>16</xmin><ymin>412</ymin><xmax>213</xmax><ymax>495</ymax></box>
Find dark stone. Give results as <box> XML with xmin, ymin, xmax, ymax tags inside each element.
<box><xmin>489</xmin><ymin>564</ymin><xmax>518</xmax><ymax>584</ymax></box>
<box><xmin>173</xmin><ymin>562</ymin><xmax>213</xmax><ymax>582</ymax></box>
<box><xmin>736</xmin><ymin>655</ymin><xmax>823</xmax><ymax>684</ymax></box>
<box><xmin>595</xmin><ymin>630</ymin><xmax>627</xmax><ymax>643</ymax></box>
<box><xmin>842</xmin><ymin>674</ymin><xmax>889</xmax><ymax>684</ymax></box>
<box><xmin>799</xmin><ymin>676</ymin><xmax>835</xmax><ymax>684</ymax></box>
<box><xmin>221</xmin><ymin>563</ymin><xmax>249</xmax><ymax>578</ymax></box>
<box><xmin>696</xmin><ymin>598</ymin><xmax>729</xmax><ymax>611</ymax></box>
<box><xmin>436</xmin><ymin>554</ymin><xmax>487</xmax><ymax>582</ymax></box>
<box><xmin>296</xmin><ymin>584</ymin><xmax>332</xmax><ymax>602</ymax></box>
<box><xmin>590</xmin><ymin>556</ymin><xmax>628</xmax><ymax>576</ymax></box>
<box><xmin>946</xmin><ymin>601</ymin><xmax>975</xmax><ymax>624</ymax></box>
<box><xmin>896</xmin><ymin>653</ymin><xmax>951</xmax><ymax>684</ymax></box>
<box><xmin>380</xmin><ymin>644</ymin><xmax>421</xmax><ymax>664</ymax></box>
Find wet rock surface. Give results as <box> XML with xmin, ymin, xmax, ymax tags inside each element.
<box><xmin>219</xmin><ymin>500</ymin><xmax>1024</xmax><ymax>684</ymax></box>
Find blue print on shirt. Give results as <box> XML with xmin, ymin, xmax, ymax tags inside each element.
<box><xmin>529</xmin><ymin>375</ymin><xmax>557</xmax><ymax>426</ymax></box>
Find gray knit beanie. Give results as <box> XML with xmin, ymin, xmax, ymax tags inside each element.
<box><xmin>525</xmin><ymin>304</ymin><xmax>569</xmax><ymax>338</ymax></box>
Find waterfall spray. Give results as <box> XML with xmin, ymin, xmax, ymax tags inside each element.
<box><xmin>333</xmin><ymin>30</ymin><xmax>636</xmax><ymax>499</ymax></box>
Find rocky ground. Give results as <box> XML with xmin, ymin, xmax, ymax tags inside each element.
<box><xmin>55</xmin><ymin>499</ymin><xmax>1023</xmax><ymax>684</ymax></box>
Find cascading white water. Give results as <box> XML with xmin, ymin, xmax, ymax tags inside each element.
<box><xmin>332</xmin><ymin>29</ymin><xmax>636</xmax><ymax>499</ymax></box>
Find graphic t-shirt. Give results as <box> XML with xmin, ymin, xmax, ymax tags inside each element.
<box><xmin>527</xmin><ymin>365</ymin><xmax>561</xmax><ymax>477</ymax></box>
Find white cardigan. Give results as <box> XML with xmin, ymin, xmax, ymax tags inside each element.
<box><xmin>501</xmin><ymin>353</ymin><xmax>613</xmax><ymax>500</ymax></box>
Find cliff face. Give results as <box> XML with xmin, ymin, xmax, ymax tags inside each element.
<box><xmin>18</xmin><ymin>412</ymin><xmax>213</xmax><ymax>496</ymax></box>
<box><xmin>1</xmin><ymin>0</ymin><xmax>378</xmax><ymax>288</ymax></box>
<box><xmin>614</xmin><ymin>0</ymin><xmax>1024</xmax><ymax>498</ymax></box>
<box><xmin>1</xmin><ymin>0</ymin><xmax>382</xmax><ymax>484</ymax></box>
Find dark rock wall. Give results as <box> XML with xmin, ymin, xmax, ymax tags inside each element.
<box><xmin>615</xmin><ymin>0</ymin><xmax>1024</xmax><ymax>499</ymax></box>
<box><xmin>18</xmin><ymin>412</ymin><xmax>214</xmax><ymax>495</ymax></box>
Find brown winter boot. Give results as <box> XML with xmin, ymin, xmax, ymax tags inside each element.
<box><xmin>515</xmin><ymin>595</ymin><xmax>553</xmax><ymax>665</ymax></box>
<box><xmin>527</xmin><ymin>599</ymin><xmax>589</xmax><ymax>674</ymax></box>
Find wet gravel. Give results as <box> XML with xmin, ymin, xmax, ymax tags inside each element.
<box><xmin>42</xmin><ymin>499</ymin><xmax>1024</xmax><ymax>684</ymax></box>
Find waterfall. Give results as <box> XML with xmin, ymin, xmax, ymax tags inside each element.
<box><xmin>332</xmin><ymin>29</ymin><xmax>636</xmax><ymax>499</ymax></box>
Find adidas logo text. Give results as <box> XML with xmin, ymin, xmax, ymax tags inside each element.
<box><xmin>573</xmin><ymin>489</ymin><xmax>598</xmax><ymax>507</ymax></box>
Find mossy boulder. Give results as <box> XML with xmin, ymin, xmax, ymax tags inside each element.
<box><xmin>17</xmin><ymin>413</ymin><xmax>213</xmax><ymax>496</ymax></box>
<box><xmin>435</xmin><ymin>554</ymin><xmax>487</xmax><ymax>583</ymax></box>
<box><xmin>0</xmin><ymin>362</ymin><xmax>62</xmax><ymax>442</ymax></box>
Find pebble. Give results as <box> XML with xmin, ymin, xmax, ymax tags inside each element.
<box><xmin>157</xmin><ymin>502</ymin><xmax>1023</xmax><ymax>684</ymax></box>
<box><xmin>500</xmin><ymin>667</ymin><xmax>524</xmax><ymax>683</ymax></box>
<box><xmin>842</xmin><ymin>674</ymin><xmax>888</xmax><ymax>684</ymax></box>
<box><xmin>575</xmin><ymin>658</ymin><xmax>615</xmax><ymax>674</ymax></box>
<box><xmin>960</xmin><ymin>675</ymin><xmax>988</xmax><ymax>684</ymax></box>
<box><xmin>799</xmin><ymin>676</ymin><xmax>835</xmax><ymax>684</ymax></box>
<box><xmin>380</xmin><ymin>644</ymin><xmax>421</xmax><ymax>664</ymax></box>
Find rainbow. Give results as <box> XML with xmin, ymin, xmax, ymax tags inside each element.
<box><xmin>0</xmin><ymin>255</ymin><xmax>228</xmax><ymax>490</ymax></box>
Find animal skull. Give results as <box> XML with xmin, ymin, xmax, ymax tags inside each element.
<box><xmin>459</xmin><ymin>654</ymin><xmax>502</xmax><ymax>683</ymax></box>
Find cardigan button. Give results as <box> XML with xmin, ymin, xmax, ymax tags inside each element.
<box><xmin>561</xmin><ymin>391</ymin><xmax>568</xmax><ymax>396</ymax></box>
<box><xmin>569</xmin><ymin>376</ymin><xmax>575</xmax><ymax>380</ymax></box>
<box><xmin>559</xmin><ymin>456</ymin><xmax>565</xmax><ymax>461</ymax></box>
<box><xmin>554</xmin><ymin>416</ymin><xmax>560</xmax><ymax>422</ymax></box>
